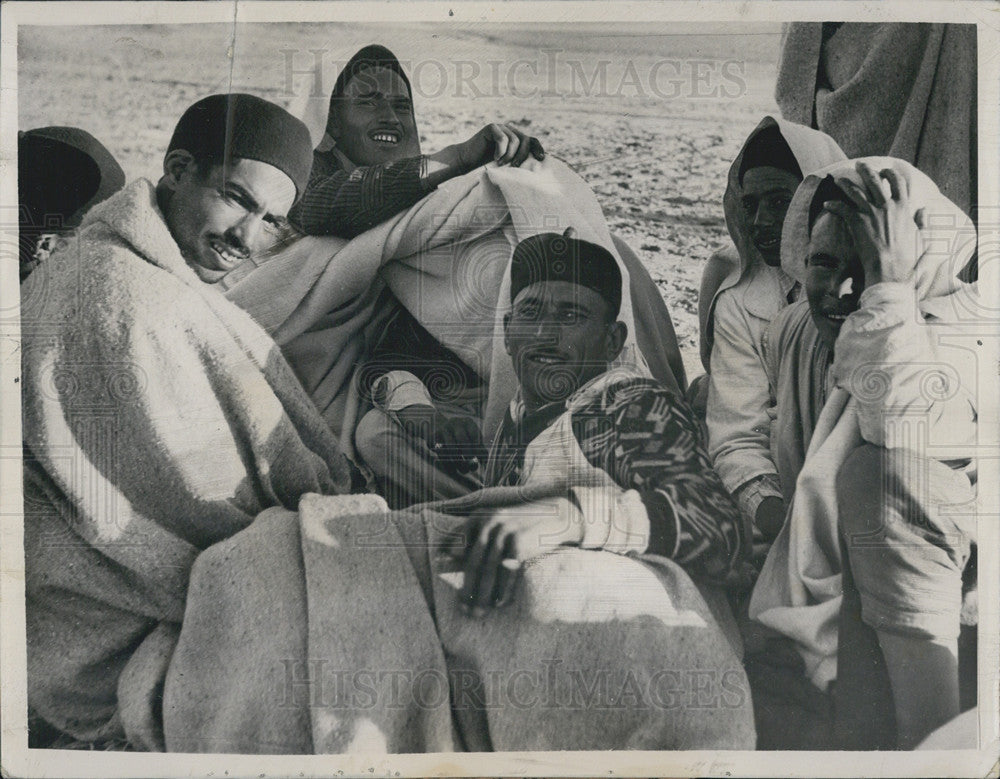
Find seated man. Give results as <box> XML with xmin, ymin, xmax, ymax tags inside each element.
<box><xmin>21</xmin><ymin>93</ymin><xmax>357</xmax><ymax>748</ymax></box>
<box><xmin>289</xmin><ymin>44</ymin><xmax>545</xmax><ymax>238</ymax></box>
<box><xmin>448</xmin><ymin>231</ymin><xmax>744</xmax><ymax>612</ymax></box>
<box><xmin>699</xmin><ymin>118</ymin><xmax>844</xmax><ymax>550</ymax></box>
<box><xmin>747</xmin><ymin>159</ymin><xmax>978</xmax><ymax>749</ymax></box>
<box><xmin>316</xmin><ymin>47</ymin><xmax>685</xmax><ymax>507</ymax></box>
<box><xmin>289</xmin><ymin>43</ymin><xmax>544</xmax><ymax>504</ymax></box>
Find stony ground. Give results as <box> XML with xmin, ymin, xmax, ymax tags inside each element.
<box><xmin>18</xmin><ymin>21</ymin><xmax>782</xmax><ymax>381</ymax></box>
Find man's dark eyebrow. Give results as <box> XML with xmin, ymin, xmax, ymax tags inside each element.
<box><xmin>743</xmin><ymin>187</ymin><xmax>794</xmax><ymax>200</ymax></box>
<box><xmin>221</xmin><ymin>180</ymin><xmax>259</xmax><ymax>209</ymax></box>
<box><xmin>222</xmin><ymin>180</ymin><xmax>287</xmax><ymax>223</ymax></box>
<box><xmin>554</xmin><ymin>300</ymin><xmax>591</xmax><ymax>313</ymax></box>
<box><xmin>807</xmin><ymin>251</ymin><xmax>842</xmax><ymax>264</ymax></box>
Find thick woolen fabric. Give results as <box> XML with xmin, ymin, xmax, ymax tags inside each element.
<box><xmin>21</xmin><ymin>179</ymin><xmax>354</xmax><ymax>746</ymax></box>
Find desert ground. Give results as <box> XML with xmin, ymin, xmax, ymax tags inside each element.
<box><xmin>18</xmin><ymin>21</ymin><xmax>783</xmax><ymax>382</ymax></box>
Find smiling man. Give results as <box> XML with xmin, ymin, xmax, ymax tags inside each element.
<box><xmin>699</xmin><ymin>118</ymin><xmax>845</xmax><ymax>558</ymax></box>
<box><xmin>289</xmin><ymin>44</ymin><xmax>544</xmax><ymax>238</ymax></box>
<box><xmin>20</xmin><ymin>93</ymin><xmax>358</xmax><ymax>748</ymax></box>
<box><xmin>452</xmin><ymin>231</ymin><xmax>742</xmax><ymax>613</ymax></box>
<box><xmin>747</xmin><ymin>159</ymin><xmax>978</xmax><ymax>750</ymax></box>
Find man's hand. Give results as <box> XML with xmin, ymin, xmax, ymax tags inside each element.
<box><xmin>452</xmin><ymin>123</ymin><xmax>545</xmax><ymax>170</ymax></box>
<box><xmin>423</xmin><ymin>123</ymin><xmax>545</xmax><ymax>188</ymax></box>
<box><xmin>395</xmin><ymin>403</ymin><xmax>483</xmax><ymax>474</ymax></box>
<box><xmin>446</xmin><ymin>503</ymin><xmax>583</xmax><ymax>616</ymax></box>
<box><xmin>826</xmin><ymin>162</ymin><xmax>924</xmax><ymax>287</ymax></box>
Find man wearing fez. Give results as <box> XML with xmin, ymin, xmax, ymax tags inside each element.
<box><xmin>21</xmin><ymin>93</ymin><xmax>356</xmax><ymax>747</ymax></box>
<box><xmin>450</xmin><ymin>231</ymin><xmax>743</xmax><ymax>614</ymax></box>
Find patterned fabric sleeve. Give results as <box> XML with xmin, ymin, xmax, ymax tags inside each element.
<box><xmin>288</xmin><ymin>151</ymin><xmax>429</xmax><ymax>238</ymax></box>
<box><xmin>572</xmin><ymin>379</ymin><xmax>744</xmax><ymax>582</ymax></box>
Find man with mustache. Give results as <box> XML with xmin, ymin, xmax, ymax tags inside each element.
<box><xmin>700</xmin><ymin>118</ymin><xmax>844</xmax><ymax>557</ymax></box>
<box><xmin>452</xmin><ymin>231</ymin><xmax>742</xmax><ymax>613</ymax></box>
<box><xmin>21</xmin><ymin>93</ymin><xmax>358</xmax><ymax>747</ymax></box>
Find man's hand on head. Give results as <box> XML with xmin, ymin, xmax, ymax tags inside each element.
<box><xmin>444</xmin><ymin>503</ymin><xmax>584</xmax><ymax>617</ymax></box>
<box><xmin>826</xmin><ymin>162</ymin><xmax>924</xmax><ymax>287</ymax></box>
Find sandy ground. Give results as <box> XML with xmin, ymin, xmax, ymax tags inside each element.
<box><xmin>18</xmin><ymin>22</ymin><xmax>781</xmax><ymax>382</ymax></box>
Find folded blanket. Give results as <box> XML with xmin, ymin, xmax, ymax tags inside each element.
<box><xmin>163</xmin><ymin>487</ymin><xmax>755</xmax><ymax>752</ymax></box>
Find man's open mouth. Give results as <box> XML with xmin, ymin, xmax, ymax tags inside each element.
<box><xmin>370</xmin><ymin>130</ymin><xmax>400</xmax><ymax>145</ymax></box>
<box><xmin>821</xmin><ymin>309</ymin><xmax>855</xmax><ymax>323</ymax></box>
<box><xmin>753</xmin><ymin>233</ymin><xmax>780</xmax><ymax>253</ymax></box>
<box><xmin>209</xmin><ymin>238</ymin><xmax>247</xmax><ymax>268</ymax></box>
<box><xmin>524</xmin><ymin>349</ymin><xmax>567</xmax><ymax>366</ymax></box>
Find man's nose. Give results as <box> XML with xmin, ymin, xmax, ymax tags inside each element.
<box><xmin>753</xmin><ymin>202</ymin><xmax>775</xmax><ymax>227</ymax></box>
<box><xmin>375</xmin><ymin>98</ymin><xmax>401</xmax><ymax>126</ymax></box>
<box><xmin>531</xmin><ymin>316</ymin><xmax>559</xmax><ymax>339</ymax></box>
<box><xmin>229</xmin><ymin>213</ymin><xmax>263</xmax><ymax>255</ymax></box>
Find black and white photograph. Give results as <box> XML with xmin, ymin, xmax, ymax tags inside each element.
<box><xmin>1</xmin><ymin>1</ymin><xmax>997</xmax><ymax>776</ymax></box>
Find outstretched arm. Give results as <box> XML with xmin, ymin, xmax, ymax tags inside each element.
<box><xmin>290</xmin><ymin>124</ymin><xmax>545</xmax><ymax>238</ymax></box>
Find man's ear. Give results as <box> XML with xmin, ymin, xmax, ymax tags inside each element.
<box><xmin>162</xmin><ymin>149</ymin><xmax>195</xmax><ymax>189</ymax></box>
<box><xmin>605</xmin><ymin>320</ymin><xmax>628</xmax><ymax>362</ymax></box>
<box><xmin>502</xmin><ymin>312</ymin><xmax>512</xmax><ymax>355</ymax></box>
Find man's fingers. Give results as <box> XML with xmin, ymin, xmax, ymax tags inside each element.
<box><xmin>880</xmin><ymin>167</ymin><xmax>906</xmax><ymax>202</ymax></box>
<box><xmin>509</xmin><ymin>130</ymin><xmax>535</xmax><ymax>167</ymax></box>
<box><xmin>529</xmin><ymin>136</ymin><xmax>545</xmax><ymax>161</ymax></box>
<box><xmin>821</xmin><ymin>200</ymin><xmax>853</xmax><ymax>221</ymax></box>
<box><xmin>496</xmin><ymin>126</ymin><xmax>521</xmax><ymax>165</ymax></box>
<box><xmin>835</xmin><ymin>177</ymin><xmax>876</xmax><ymax>218</ymax></box>
<box><xmin>856</xmin><ymin>162</ymin><xmax>888</xmax><ymax>208</ymax></box>
<box><xmin>462</xmin><ymin>523</ymin><xmax>502</xmax><ymax>615</ymax></box>
<box><xmin>459</xmin><ymin>520</ymin><xmax>493</xmax><ymax>609</ymax></box>
<box><xmin>488</xmin><ymin>124</ymin><xmax>510</xmax><ymax>163</ymax></box>
<box><xmin>494</xmin><ymin>535</ymin><xmax>520</xmax><ymax>607</ymax></box>
<box><xmin>477</xmin><ymin>526</ymin><xmax>508</xmax><ymax>610</ymax></box>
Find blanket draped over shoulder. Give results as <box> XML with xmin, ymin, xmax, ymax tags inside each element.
<box><xmin>748</xmin><ymin>158</ymin><xmax>979</xmax><ymax>689</ymax></box>
<box><xmin>776</xmin><ymin>23</ymin><xmax>976</xmax><ymax>217</ymax></box>
<box><xmin>221</xmin><ymin>158</ymin><xmax>682</xmax><ymax>450</ymax></box>
<box><xmin>162</xmin><ymin>487</ymin><xmax>755</xmax><ymax>753</ymax></box>
<box><xmin>21</xmin><ymin>180</ymin><xmax>355</xmax><ymax>745</ymax></box>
